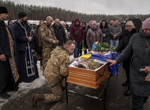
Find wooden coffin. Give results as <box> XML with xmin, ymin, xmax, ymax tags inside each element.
<box><xmin>67</xmin><ymin>61</ymin><xmax>109</xmax><ymax>89</ymax></box>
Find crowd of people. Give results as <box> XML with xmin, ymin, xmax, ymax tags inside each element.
<box><xmin>0</xmin><ymin>6</ymin><xmax>150</xmax><ymax>110</ymax></box>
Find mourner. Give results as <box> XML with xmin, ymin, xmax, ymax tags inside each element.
<box><xmin>38</xmin><ymin>16</ymin><xmax>59</xmax><ymax>71</ymax></box>
<box><xmin>86</xmin><ymin>20</ymin><xmax>103</xmax><ymax>51</ymax></box>
<box><xmin>70</xmin><ymin>18</ymin><xmax>84</xmax><ymax>58</ymax></box>
<box><xmin>13</xmin><ymin>11</ymin><xmax>39</xmax><ymax>83</ymax></box>
<box><xmin>52</xmin><ymin>19</ymin><xmax>67</xmax><ymax>46</ymax></box>
<box><xmin>0</xmin><ymin>6</ymin><xmax>19</xmax><ymax>99</ymax></box>
<box><xmin>112</xmin><ymin>19</ymin><xmax>142</xmax><ymax>96</ymax></box>
<box><xmin>32</xmin><ymin>40</ymin><xmax>78</xmax><ymax>107</ymax></box>
<box><xmin>110</xmin><ymin>20</ymin><xmax>122</xmax><ymax>47</ymax></box>
<box><xmin>107</xmin><ymin>17</ymin><xmax>150</xmax><ymax>110</ymax></box>
<box><xmin>100</xmin><ymin>20</ymin><xmax>110</xmax><ymax>43</ymax></box>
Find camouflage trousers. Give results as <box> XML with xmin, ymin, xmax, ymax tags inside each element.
<box><xmin>44</xmin><ymin>78</ymin><xmax>63</xmax><ymax>102</ymax></box>
<box><xmin>42</xmin><ymin>47</ymin><xmax>55</xmax><ymax>71</ymax></box>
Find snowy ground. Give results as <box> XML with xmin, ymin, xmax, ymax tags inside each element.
<box><xmin>0</xmin><ymin>55</ymin><xmax>75</xmax><ymax>109</ymax></box>
<box><xmin>0</xmin><ymin>61</ymin><xmax>45</xmax><ymax>109</ymax></box>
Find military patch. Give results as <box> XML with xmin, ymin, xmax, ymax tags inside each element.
<box><xmin>41</xmin><ymin>28</ymin><xmax>44</xmax><ymax>32</ymax></box>
<box><xmin>66</xmin><ymin>63</ymin><xmax>69</xmax><ymax>67</ymax></box>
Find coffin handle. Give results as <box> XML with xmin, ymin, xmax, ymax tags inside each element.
<box><xmin>99</xmin><ymin>68</ymin><xmax>107</xmax><ymax>76</ymax></box>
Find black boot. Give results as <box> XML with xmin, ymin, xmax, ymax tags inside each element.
<box><xmin>0</xmin><ymin>92</ymin><xmax>11</xmax><ymax>99</ymax></box>
<box><xmin>122</xmin><ymin>80</ymin><xmax>129</xmax><ymax>86</ymax></box>
<box><xmin>124</xmin><ymin>89</ymin><xmax>132</xmax><ymax>96</ymax></box>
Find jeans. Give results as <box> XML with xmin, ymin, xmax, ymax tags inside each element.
<box><xmin>132</xmin><ymin>94</ymin><xmax>148</xmax><ymax>110</ymax></box>
<box><xmin>110</xmin><ymin>40</ymin><xmax>119</xmax><ymax>47</ymax></box>
<box><xmin>74</xmin><ymin>41</ymin><xmax>82</xmax><ymax>58</ymax></box>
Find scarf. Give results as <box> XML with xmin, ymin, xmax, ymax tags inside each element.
<box><xmin>5</xmin><ymin>25</ymin><xmax>19</xmax><ymax>82</ymax></box>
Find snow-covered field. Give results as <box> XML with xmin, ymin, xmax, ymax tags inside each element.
<box><xmin>0</xmin><ymin>55</ymin><xmax>75</xmax><ymax>108</ymax></box>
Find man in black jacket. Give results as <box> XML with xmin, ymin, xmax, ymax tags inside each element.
<box><xmin>53</xmin><ymin>19</ymin><xmax>67</xmax><ymax>46</ymax></box>
<box><xmin>0</xmin><ymin>6</ymin><xmax>18</xmax><ymax>99</ymax></box>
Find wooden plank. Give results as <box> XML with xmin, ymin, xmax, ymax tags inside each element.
<box><xmin>68</xmin><ymin>74</ymin><xmax>96</xmax><ymax>82</ymax></box>
<box><xmin>67</xmin><ymin>77</ymin><xmax>96</xmax><ymax>85</ymax></box>
<box><xmin>69</xmin><ymin>71</ymin><xmax>96</xmax><ymax>77</ymax></box>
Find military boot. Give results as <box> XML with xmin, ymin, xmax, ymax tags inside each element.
<box><xmin>32</xmin><ymin>94</ymin><xmax>45</xmax><ymax>107</ymax></box>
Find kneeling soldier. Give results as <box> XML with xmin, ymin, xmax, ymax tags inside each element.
<box><xmin>32</xmin><ymin>40</ymin><xmax>77</xmax><ymax>107</ymax></box>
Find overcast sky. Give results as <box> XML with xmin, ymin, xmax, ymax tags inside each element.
<box><xmin>10</xmin><ymin>0</ymin><xmax>150</xmax><ymax>15</ymax></box>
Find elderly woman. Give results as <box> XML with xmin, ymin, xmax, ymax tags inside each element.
<box><xmin>113</xmin><ymin>19</ymin><xmax>141</xmax><ymax>96</ymax></box>
<box><xmin>100</xmin><ymin>20</ymin><xmax>110</xmax><ymax>43</ymax></box>
<box><xmin>107</xmin><ymin>17</ymin><xmax>150</xmax><ymax>110</ymax></box>
<box><xmin>62</xmin><ymin>21</ymin><xmax>69</xmax><ymax>40</ymax></box>
<box><xmin>86</xmin><ymin>21</ymin><xmax>103</xmax><ymax>51</ymax></box>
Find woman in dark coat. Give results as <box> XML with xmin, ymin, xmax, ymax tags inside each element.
<box><xmin>107</xmin><ymin>17</ymin><xmax>150</xmax><ymax>110</ymax></box>
<box><xmin>100</xmin><ymin>20</ymin><xmax>110</xmax><ymax>43</ymax></box>
<box><xmin>113</xmin><ymin>19</ymin><xmax>142</xmax><ymax>96</ymax></box>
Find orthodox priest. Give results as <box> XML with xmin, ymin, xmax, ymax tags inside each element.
<box><xmin>0</xmin><ymin>6</ymin><xmax>19</xmax><ymax>99</ymax></box>
<box><xmin>13</xmin><ymin>12</ymin><xmax>39</xmax><ymax>83</ymax></box>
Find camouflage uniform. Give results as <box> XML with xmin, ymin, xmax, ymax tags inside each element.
<box><xmin>38</xmin><ymin>24</ymin><xmax>57</xmax><ymax>71</ymax></box>
<box><xmin>43</xmin><ymin>46</ymin><xmax>70</xmax><ymax>102</ymax></box>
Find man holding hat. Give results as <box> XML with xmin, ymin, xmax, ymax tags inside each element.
<box><xmin>13</xmin><ymin>11</ymin><xmax>39</xmax><ymax>83</ymax></box>
<box><xmin>0</xmin><ymin>6</ymin><xmax>19</xmax><ymax>99</ymax></box>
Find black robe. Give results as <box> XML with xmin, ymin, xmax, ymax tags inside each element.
<box><xmin>0</xmin><ymin>20</ymin><xmax>18</xmax><ymax>93</ymax></box>
<box><xmin>13</xmin><ymin>21</ymin><xmax>39</xmax><ymax>83</ymax></box>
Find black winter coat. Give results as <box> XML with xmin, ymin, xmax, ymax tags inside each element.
<box><xmin>13</xmin><ymin>21</ymin><xmax>32</xmax><ymax>52</ymax></box>
<box><xmin>83</xmin><ymin>27</ymin><xmax>88</xmax><ymax>48</ymax></box>
<box><xmin>86</xmin><ymin>25</ymin><xmax>91</xmax><ymax>32</ymax></box>
<box><xmin>100</xmin><ymin>20</ymin><xmax>110</xmax><ymax>43</ymax></box>
<box><xmin>115</xmin><ymin>29</ymin><xmax>136</xmax><ymax>70</ymax></box>
<box><xmin>66</xmin><ymin>24</ymin><xmax>70</xmax><ymax>32</ymax></box>
<box><xmin>119</xmin><ymin>25</ymin><xmax>125</xmax><ymax>42</ymax></box>
<box><xmin>52</xmin><ymin>23</ymin><xmax>67</xmax><ymax>46</ymax></box>
<box><xmin>116</xmin><ymin>30</ymin><xmax>150</xmax><ymax>96</ymax></box>
<box><xmin>32</xmin><ymin>25</ymin><xmax>42</xmax><ymax>56</ymax></box>
<box><xmin>0</xmin><ymin>20</ymin><xmax>12</xmax><ymax>58</ymax></box>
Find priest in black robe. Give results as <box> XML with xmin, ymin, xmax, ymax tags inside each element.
<box><xmin>13</xmin><ymin>12</ymin><xmax>39</xmax><ymax>83</ymax></box>
<box><xmin>0</xmin><ymin>6</ymin><xmax>19</xmax><ymax>99</ymax></box>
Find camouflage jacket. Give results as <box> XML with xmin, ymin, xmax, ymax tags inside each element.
<box><xmin>38</xmin><ymin>24</ymin><xmax>57</xmax><ymax>48</ymax></box>
<box><xmin>44</xmin><ymin>46</ymin><xmax>70</xmax><ymax>83</ymax></box>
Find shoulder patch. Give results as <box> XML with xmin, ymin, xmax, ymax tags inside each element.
<box><xmin>41</xmin><ymin>28</ymin><xmax>44</xmax><ymax>31</ymax></box>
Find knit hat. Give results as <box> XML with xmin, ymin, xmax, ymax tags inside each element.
<box><xmin>92</xmin><ymin>21</ymin><xmax>97</xmax><ymax>25</ymax></box>
<box><xmin>142</xmin><ymin>17</ymin><xmax>150</xmax><ymax>30</ymax></box>
<box><xmin>18</xmin><ymin>12</ymin><xmax>27</xmax><ymax>19</ymax></box>
<box><xmin>0</xmin><ymin>6</ymin><xmax>8</xmax><ymax>14</ymax></box>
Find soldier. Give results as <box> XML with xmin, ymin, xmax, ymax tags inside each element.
<box><xmin>38</xmin><ymin>16</ymin><xmax>59</xmax><ymax>71</ymax></box>
<box><xmin>32</xmin><ymin>40</ymin><xmax>77</xmax><ymax>107</ymax></box>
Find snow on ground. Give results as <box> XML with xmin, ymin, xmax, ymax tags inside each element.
<box><xmin>0</xmin><ymin>55</ymin><xmax>75</xmax><ymax>108</ymax></box>
<box><xmin>0</xmin><ymin>61</ymin><xmax>45</xmax><ymax>108</ymax></box>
